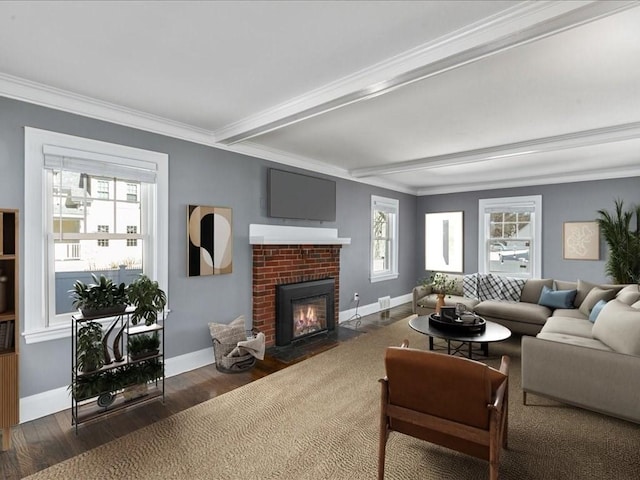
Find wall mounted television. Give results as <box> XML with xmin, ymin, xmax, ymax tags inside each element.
<box><xmin>267</xmin><ymin>168</ymin><xmax>336</xmax><ymax>221</ymax></box>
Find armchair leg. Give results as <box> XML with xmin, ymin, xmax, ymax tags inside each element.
<box><xmin>378</xmin><ymin>426</ymin><xmax>388</xmax><ymax>480</ymax></box>
<box><xmin>523</xmin><ymin>391</ymin><xmax>527</xmax><ymax>405</ymax></box>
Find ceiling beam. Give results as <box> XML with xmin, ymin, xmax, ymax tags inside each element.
<box><xmin>350</xmin><ymin>121</ymin><xmax>640</xmax><ymax>177</ymax></box>
<box><xmin>214</xmin><ymin>0</ymin><xmax>637</xmax><ymax>145</ymax></box>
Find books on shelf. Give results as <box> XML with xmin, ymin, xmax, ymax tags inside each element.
<box><xmin>0</xmin><ymin>320</ymin><xmax>14</xmax><ymax>351</ymax></box>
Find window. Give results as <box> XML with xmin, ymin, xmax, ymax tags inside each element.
<box><xmin>96</xmin><ymin>180</ymin><xmax>109</xmax><ymax>199</ymax></box>
<box><xmin>126</xmin><ymin>183</ymin><xmax>138</xmax><ymax>202</ymax></box>
<box><xmin>127</xmin><ymin>226</ymin><xmax>138</xmax><ymax>247</ymax></box>
<box><xmin>97</xmin><ymin>225</ymin><xmax>110</xmax><ymax>247</ymax></box>
<box><xmin>478</xmin><ymin>195</ymin><xmax>542</xmax><ymax>279</ymax></box>
<box><xmin>371</xmin><ymin>195</ymin><xmax>399</xmax><ymax>282</ymax></box>
<box><xmin>24</xmin><ymin>127</ymin><xmax>168</xmax><ymax>343</ymax></box>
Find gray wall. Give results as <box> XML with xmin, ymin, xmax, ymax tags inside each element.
<box><xmin>0</xmin><ymin>97</ymin><xmax>417</xmax><ymax>398</ymax></box>
<box><xmin>417</xmin><ymin>179</ymin><xmax>640</xmax><ymax>283</ymax></box>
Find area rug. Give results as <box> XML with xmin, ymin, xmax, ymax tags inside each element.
<box><xmin>26</xmin><ymin>316</ymin><xmax>640</xmax><ymax>479</ymax></box>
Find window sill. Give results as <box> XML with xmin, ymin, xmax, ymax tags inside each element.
<box><xmin>370</xmin><ymin>272</ymin><xmax>399</xmax><ymax>283</ymax></box>
<box><xmin>23</xmin><ymin>323</ymin><xmax>71</xmax><ymax>344</ymax></box>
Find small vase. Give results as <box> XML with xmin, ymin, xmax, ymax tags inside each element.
<box><xmin>435</xmin><ymin>293</ymin><xmax>446</xmax><ymax>314</ymax></box>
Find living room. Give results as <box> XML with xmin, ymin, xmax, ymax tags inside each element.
<box><xmin>1</xmin><ymin>2</ymin><xmax>640</xmax><ymax>478</ymax></box>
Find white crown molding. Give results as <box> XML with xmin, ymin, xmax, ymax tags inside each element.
<box><xmin>213</xmin><ymin>0</ymin><xmax>634</xmax><ymax>145</ymax></box>
<box><xmin>0</xmin><ymin>72</ymin><xmax>216</xmax><ymax>147</ymax></box>
<box><xmin>416</xmin><ymin>165</ymin><xmax>640</xmax><ymax>196</ymax></box>
<box><xmin>351</xmin><ymin>122</ymin><xmax>640</xmax><ymax>178</ymax></box>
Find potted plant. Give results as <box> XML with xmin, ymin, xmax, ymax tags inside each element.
<box><xmin>126</xmin><ymin>275</ymin><xmax>167</xmax><ymax>326</ymax></box>
<box><xmin>597</xmin><ymin>199</ymin><xmax>640</xmax><ymax>284</ymax></box>
<box><xmin>128</xmin><ymin>332</ymin><xmax>160</xmax><ymax>360</ymax></box>
<box><xmin>69</xmin><ymin>273</ymin><xmax>128</xmax><ymax>318</ymax></box>
<box><xmin>77</xmin><ymin>321</ymin><xmax>105</xmax><ymax>373</ymax></box>
<box><xmin>423</xmin><ymin>272</ymin><xmax>458</xmax><ymax>314</ymax></box>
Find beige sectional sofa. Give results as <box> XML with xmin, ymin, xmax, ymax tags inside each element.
<box><xmin>412</xmin><ymin>274</ymin><xmax>640</xmax><ymax>423</ymax></box>
<box><xmin>412</xmin><ymin>274</ymin><xmax>615</xmax><ymax>335</ymax></box>
<box><xmin>522</xmin><ymin>285</ymin><xmax>640</xmax><ymax>424</ymax></box>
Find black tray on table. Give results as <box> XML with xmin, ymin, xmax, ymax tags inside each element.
<box><xmin>429</xmin><ymin>313</ymin><xmax>486</xmax><ymax>334</ymax></box>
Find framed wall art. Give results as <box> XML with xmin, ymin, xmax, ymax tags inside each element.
<box><xmin>425</xmin><ymin>211</ymin><xmax>463</xmax><ymax>273</ymax></box>
<box><xmin>563</xmin><ymin>221</ymin><xmax>599</xmax><ymax>260</ymax></box>
<box><xmin>188</xmin><ymin>205</ymin><xmax>233</xmax><ymax>276</ymax></box>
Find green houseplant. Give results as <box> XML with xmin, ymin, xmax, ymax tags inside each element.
<box><xmin>597</xmin><ymin>199</ymin><xmax>640</xmax><ymax>284</ymax></box>
<box><xmin>128</xmin><ymin>332</ymin><xmax>160</xmax><ymax>360</ymax></box>
<box><xmin>126</xmin><ymin>275</ymin><xmax>167</xmax><ymax>326</ymax></box>
<box><xmin>77</xmin><ymin>321</ymin><xmax>105</xmax><ymax>373</ymax></box>
<box><xmin>422</xmin><ymin>272</ymin><xmax>458</xmax><ymax>314</ymax></box>
<box><xmin>69</xmin><ymin>273</ymin><xmax>128</xmax><ymax>318</ymax></box>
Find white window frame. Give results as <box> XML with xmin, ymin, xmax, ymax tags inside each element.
<box><xmin>370</xmin><ymin>195</ymin><xmax>399</xmax><ymax>283</ymax></box>
<box><xmin>478</xmin><ymin>195</ymin><xmax>542</xmax><ymax>279</ymax></box>
<box><xmin>24</xmin><ymin>127</ymin><xmax>169</xmax><ymax>343</ymax></box>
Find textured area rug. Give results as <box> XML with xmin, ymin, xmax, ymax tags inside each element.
<box><xmin>27</xmin><ymin>316</ymin><xmax>640</xmax><ymax>479</ymax></box>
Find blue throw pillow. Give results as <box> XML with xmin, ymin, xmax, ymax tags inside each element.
<box><xmin>589</xmin><ymin>299</ymin><xmax>608</xmax><ymax>322</ymax></box>
<box><xmin>538</xmin><ymin>285</ymin><xmax>577</xmax><ymax>309</ymax></box>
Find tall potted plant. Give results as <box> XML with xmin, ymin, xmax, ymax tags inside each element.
<box><xmin>597</xmin><ymin>199</ymin><xmax>640</xmax><ymax>284</ymax></box>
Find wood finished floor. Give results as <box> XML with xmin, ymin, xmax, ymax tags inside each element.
<box><xmin>0</xmin><ymin>303</ymin><xmax>413</xmax><ymax>480</ymax></box>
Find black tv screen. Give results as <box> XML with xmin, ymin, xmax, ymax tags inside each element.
<box><xmin>268</xmin><ymin>168</ymin><xmax>336</xmax><ymax>221</ymax></box>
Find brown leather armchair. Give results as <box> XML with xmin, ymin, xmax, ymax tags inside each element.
<box><xmin>378</xmin><ymin>346</ymin><xmax>510</xmax><ymax>480</ymax></box>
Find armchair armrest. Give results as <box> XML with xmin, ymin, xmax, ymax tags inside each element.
<box><xmin>489</xmin><ymin>356</ymin><xmax>510</xmax><ymax>412</ymax></box>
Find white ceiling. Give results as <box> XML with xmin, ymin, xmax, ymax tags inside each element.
<box><xmin>1</xmin><ymin>1</ymin><xmax>639</xmax><ymax>195</ymax></box>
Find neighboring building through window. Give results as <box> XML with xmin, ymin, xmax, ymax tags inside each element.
<box><xmin>24</xmin><ymin>127</ymin><xmax>168</xmax><ymax>343</ymax></box>
<box><xmin>127</xmin><ymin>225</ymin><xmax>138</xmax><ymax>247</ymax></box>
<box><xmin>96</xmin><ymin>179</ymin><xmax>109</xmax><ymax>199</ymax></box>
<box><xmin>371</xmin><ymin>195</ymin><xmax>399</xmax><ymax>282</ymax></box>
<box><xmin>97</xmin><ymin>225</ymin><xmax>110</xmax><ymax>247</ymax></box>
<box><xmin>126</xmin><ymin>183</ymin><xmax>138</xmax><ymax>202</ymax></box>
<box><xmin>478</xmin><ymin>195</ymin><xmax>542</xmax><ymax>278</ymax></box>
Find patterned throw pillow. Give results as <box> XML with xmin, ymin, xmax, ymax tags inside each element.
<box><xmin>463</xmin><ymin>273</ymin><xmax>478</xmax><ymax>299</ymax></box>
<box><xmin>476</xmin><ymin>274</ymin><xmax>526</xmax><ymax>301</ymax></box>
<box><xmin>501</xmin><ymin>276</ymin><xmax>527</xmax><ymax>301</ymax></box>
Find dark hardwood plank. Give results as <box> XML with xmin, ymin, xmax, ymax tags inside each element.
<box><xmin>0</xmin><ymin>303</ymin><xmax>413</xmax><ymax>479</ymax></box>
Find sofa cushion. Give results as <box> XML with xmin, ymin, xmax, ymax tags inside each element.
<box><xmin>578</xmin><ymin>286</ymin><xmax>616</xmax><ymax>317</ymax></box>
<box><xmin>538</xmin><ymin>285</ymin><xmax>577</xmax><ymax>309</ymax></box>
<box><xmin>540</xmin><ymin>316</ymin><xmax>594</xmax><ymax>338</ymax></box>
<box><xmin>520</xmin><ymin>278</ymin><xmax>553</xmax><ymax>304</ymax></box>
<box><xmin>592</xmin><ymin>300</ymin><xmax>640</xmax><ymax>355</ymax></box>
<box><xmin>554</xmin><ymin>280</ymin><xmax>577</xmax><ymax>293</ymax></box>
<box><xmin>552</xmin><ymin>308</ymin><xmax>588</xmax><ymax>320</ymax></box>
<box><xmin>589</xmin><ymin>299</ymin><xmax>608</xmax><ymax>322</ymax></box>
<box><xmin>536</xmin><ymin>332</ymin><xmax>613</xmax><ymax>351</ymax></box>
<box><xmin>474</xmin><ymin>300</ymin><xmax>551</xmax><ymax>325</ymax></box>
<box><xmin>616</xmin><ymin>285</ymin><xmax>640</xmax><ymax>305</ymax></box>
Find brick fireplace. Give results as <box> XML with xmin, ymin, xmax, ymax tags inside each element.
<box><xmin>250</xmin><ymin>225</ymin><xmax>350</xmax><ymax>347</ymax></box>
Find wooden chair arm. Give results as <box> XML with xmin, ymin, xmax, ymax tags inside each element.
<box><xmin>498</xmin><ymin>355</ymin><xmax>510</xmax><ymax>375</ymax></box>
<box><xmin>489</xmin><ymin>355</ymin><xmax>510</xmax><ymax>412</ymax></box>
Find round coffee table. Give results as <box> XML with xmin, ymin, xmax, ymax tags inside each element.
<box><xmin>409</xmin><ymin>315</ymin><xmax>511</xmax><ymax>360</ymax></box>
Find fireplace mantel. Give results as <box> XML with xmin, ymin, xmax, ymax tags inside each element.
<box><xmin>249</xmin><ymin>224</ymin><xmax>351</xmax><ymax>245</ymax></box>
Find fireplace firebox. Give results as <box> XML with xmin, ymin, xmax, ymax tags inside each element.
<box><xmin>276</xmin><ymin>278</ymin><xmax>335</xmax><ymax>346</ymax></box>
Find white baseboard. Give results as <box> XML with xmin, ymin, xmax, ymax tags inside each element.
<box><xmin>20</xmin><ymin>291</ymin><xmax>412</xmax><ymax>422</ymax></box>
<box><xmin>20</xmin><ymin>347</ymin><xmax>216</xmax><ymax>424</ymax></box>
<box><xmin>339</xmin><ymin>292</ymin><xmax>412</xmax><ymax>323</ymax></box>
